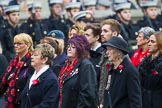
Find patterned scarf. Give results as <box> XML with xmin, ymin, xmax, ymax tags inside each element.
<box><xmin>58</xmin><ymin>57</ymin><xmax>79</xmax><ymax>108</ymax></box>
<box><xmin>1</xmin><ymin>52</ymin><xmax>31</xmax><ymax>108</ymax></box>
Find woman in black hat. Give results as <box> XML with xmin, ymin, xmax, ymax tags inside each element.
<box><xmin>102</xmin><ymin>36</ymin><xmax>142</xmax><ymax>108</ymax></box>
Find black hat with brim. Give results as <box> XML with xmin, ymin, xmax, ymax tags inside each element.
<box><xmin>102</xmin><ymin>36</ymin><xmax>129</xmax><ymax>54</ymax></box>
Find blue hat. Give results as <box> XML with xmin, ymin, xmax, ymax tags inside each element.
<box><xmin>102</xmin><ymin>36</ymin><xmax>129</xmax><ymax>54</ymax></box>
<box><xmin>48</xmin><ymin>30</ymin><xmax>65</xmax><ymax>39</ymax></box>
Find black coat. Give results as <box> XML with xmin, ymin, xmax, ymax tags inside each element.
<box><xmin>21</xmin><ymin>68</ymin><xmax>59</xmax><ymax>108</ymax></box>
<box><xmin>103</xmin><ymin>57</ymin><xmax>142</xmax><ymax>108</ymax></box>
<box><xmin>20</xmin><ymin>18</ymin><xmax>50</xmax><ymax>45</ymax></box>
<box><xmin>61</xmin><ymin>58</ymin><xmax>98</xmax><ymax>108</ymax></box>
<box><xmin>0</xmin><ymin>54</ymin><xmax>8</xmax><ymax>77</ymax></box>
<box><xmin>89</xmin><ymin>46</ymin><xmax>105</xmax><ymax>87</ymax></box>
<box><xmin>139</xmin><ymin>54</ymin><xmax>162</xmax><ymax>108</ymax></box>
<box><xmin>137</xmin><ymin>16</ymin><xmax>162</xmax><ymax>31</ymax></box>
<box><xmin>1</xmin><ymin>22</ymin><xmax>22</xmax><ymax>61</ymax></box>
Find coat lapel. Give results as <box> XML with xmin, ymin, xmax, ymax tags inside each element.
<box><xmin>63</xmin><ymin>58</ymin><xmax>82</xmax><ymax>83</ymax></box>
<box><xmin>29</xmin><ymin>68</ymin><xmax>52</xmax><ymax>91</ymax></box>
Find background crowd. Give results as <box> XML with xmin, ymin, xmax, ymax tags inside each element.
<box><xmin>0</xmin><ymin>0</ymin><xmax>162</xmax><ymax>108</ymax></box>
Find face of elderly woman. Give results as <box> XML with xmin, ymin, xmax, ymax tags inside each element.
<box><xmin>14</xmin><ymin>41</ymin><xmax>28</xmax><ymax>55</ymax></box>
<box><xmin>67</xmin><ymin>43</ymin><xmax>78</xmax><ymax>61</ymax></box>
<box><xmin>105</xmin><ymin>46</ymin><xmax>120</xmax><ymax>62</ymax></box>
<box><xmin>148</xmin><ymin>35</ymin><xmax>158</xmax><ymax>53</ymax></box>
<box><xmin>31</xmin><ymin>50</ymin><xmax>46</xmax><ymax>69</ymax></box>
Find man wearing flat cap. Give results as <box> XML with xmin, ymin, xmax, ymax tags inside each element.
<box><xmin>1</xmin><ymin>5</ymin><xmax>22</xmax><ymax>61</ymax></box>
<box><xmin>20</xmin><ymin>2</ymin><xmax>50</xmax><ymax>46</ymax></box>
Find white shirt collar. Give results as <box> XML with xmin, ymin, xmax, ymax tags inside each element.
<box><xmin>91</xmin><ymin>43</ymin><xmax>101</xmax><ymax>51</ymax></box>
<box><xmin>29</xmin><ymin>65</ymin><xmax>49</xmax><ymax>89</ymax></box>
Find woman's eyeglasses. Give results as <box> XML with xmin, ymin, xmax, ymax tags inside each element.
<box><xmin>14</xmin><ymin>42</ymin><xmax>25</xmax><ymax>46</ymax></box>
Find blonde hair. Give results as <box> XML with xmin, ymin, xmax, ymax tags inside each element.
<box><xmin>35</xmin><ymin>43</ymin><xmax>55</xmax><ymax>66</ymax></box>
<box><xmin>55</xmin><ymin>38</ymin><xmax>64</xmax><ymax>55</ymax></box>
<box><xmin>14</xmin><ymin>33</ymin><xmax>34</xmax><ymax>54</ymax></box>
<box><xmin>68</xmin><ymin>24</ymin><xmax>85</xmax><ymax>38</ymax></box>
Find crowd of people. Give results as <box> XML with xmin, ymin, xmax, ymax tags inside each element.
<box><xmin>0</xmin><ymin>0</ymin><xmax>162</xmax><ymax>108</ymax></box>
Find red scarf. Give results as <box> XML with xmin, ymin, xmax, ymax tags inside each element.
<box><xmin>1</xmin><ymin>52</ymin><xmax>31</xmax><ymax>108</ymax></box>
<box><xmin>58</xmin><ymin>57</ymin><xmax>79</xmax><ymax>108</ymax></box>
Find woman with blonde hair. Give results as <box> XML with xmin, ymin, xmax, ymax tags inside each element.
<box><xmin>68</xmin><ymin>24</ymin><xmax>85</xmax><ymax>38</ymax></box>
<box><xmin>0</xmin><ymin>33</ymin><xmax>34</xmax><ymax>108</ymax></box>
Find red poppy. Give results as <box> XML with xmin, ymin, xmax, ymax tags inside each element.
<box><xmin>26</xmin><ymin>52</ymin><xmax>31</xmax><ymax>58</ymax></box>
<box><xmin>32</xmin><ymin>79</ymin><xmax>40</xmax><ymax>86</ymax></box>
<box><xmin>9</xmin><ymin>80</ymin><xmax>15</xmax><ymax>87</ymax></box>
<box><xmin>7</xmin><ymin>66</ymin><xmax>12</xmax><ymax>72</ymax></box>
<box><xmin>9</xmin><ymin>104</ymin><xmax>14</xmax><ymax>108</ymax></box>
<box><xmin>106</xmin><ymin>64</ymin><xmax>111</xmax><ymax>69</ymax></box>
<box><xmin>10</xmin><ymin>89</ymin><xmax>16</xmax><ymax>96</ymax></box>
<box><xmin>2</xmin><ymin>74</ymin><xmax>7</xmax><ymax>84</ymax></box>
<box><xmin>152</xmin><ymin>70</ymin><xmax>158</xmax><ymax>75</ymax></box>
<box><xmin>118</xmin><ymin>65</ymin><xmax>124</xmax><ymax>73</ymax></box>
<box><xmin>7</xmin><ymin>97</ymin><xmax>13</xmax><ymax>102</ymax></box>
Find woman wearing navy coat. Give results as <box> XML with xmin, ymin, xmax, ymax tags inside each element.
<box><xmin>58</xmin><ymin>35</ymin><xmax>98</xmax><ymax>108</ymax></box>
<box><xmin>21</xmin><ymin>43</ymin><xmax>59</xmax><ymax>108</ymax></box>
<box><xmin>102</xmin><ymin>37</ymin><xmax>142</xmax><ymax>108</ymax></box>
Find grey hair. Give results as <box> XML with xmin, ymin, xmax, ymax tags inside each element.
<box><xmin>138</xmin><ymin>27</ymin><xmax>155</xmax><ymax>39</ymax></box>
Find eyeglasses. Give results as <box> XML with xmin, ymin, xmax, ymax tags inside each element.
<box><xmin>14</xmin><ymin>42</ymin><xmax>25</xmax><ymax>46</ymax></box>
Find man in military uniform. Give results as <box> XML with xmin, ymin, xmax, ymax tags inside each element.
<box><xmin>48</xmin><ymin>0</ymin><xmax>69</xmax><ymax>42</ymax></box>
<box><xmin>73</xmin><ymin>10</ymin><xmax>95</xmax><ymax>28</ymax></box>
<box><xmin>1</xmin><ymin>5</ymin><xmax>21</xmax><ymax>61</ymax></box>
<box><xmin>137</xmin><ymin>0</ymin><xmax>162</xmax><ymax>31</ymax></box>
<box><xmin>20</xmin><ymin>2</ymin><xmax>50</xmax><ymax>46</ymax></box>
<box><xmin>97</xmin><ymin>0</ymin><xmax>112</xmax><ymax>11</ymax></box>
<box><xmin>83</xmin><ymin>0</ymin><xmax>96</xmax><ymax>15</ymax></box>
<box><xmin>111</xmin><ymin>2</ymin><xmax>139</xmax><ymax>51</ymax></box>
<box><xmin>0</xmin><ymin>0</ymin><xmax>10</xmax><ymax>30</ymax></box>
<box><xmin>64</xmin><ymin>2</ymin><xmax>81</xmax><ymax>29</ymax></box>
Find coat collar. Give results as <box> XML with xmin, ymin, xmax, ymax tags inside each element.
<box><xmin>63</xmin><ymin>58</ymin><xmax>83</xmax><ymax>83</ymax></box>
<box><xmin>27</xmin><ymin>68</ymin><xmax>52</xmax><ymax>91</ymax></box>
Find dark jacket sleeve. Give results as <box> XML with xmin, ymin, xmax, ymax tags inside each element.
<box><xmin>127</xmin><ymin>67</ymin><xmax>142</xmax><ymax>108</ymax></box>
<box><xmin>77</xmin><ymin>59</ymin><xmax>98</xmax><ymax>108</ymax></box>
<box><xmin>0</xmin><ymin>54</ymin><xmax>8</xmax><ymax>77</ymax></box>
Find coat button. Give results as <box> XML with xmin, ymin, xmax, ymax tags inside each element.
<box><xmin>17</xmin><ymin>89</ymin><xmax>20</xmax><ymax>92</ymax></box>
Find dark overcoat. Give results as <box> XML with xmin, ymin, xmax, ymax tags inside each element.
<box><xmin>21</xmin><ymin>68</ymin><xmax>59</xmax><ymax>108</ymax></box>
<box><xmin>61</xmin><ymin>58</ymin><xmax>98</xmax><ymax>108</ymax></box>
<box><xmin>103</xmin><ymin>57</ymin><xmax>142</xmax><ymax>108</ymax></box>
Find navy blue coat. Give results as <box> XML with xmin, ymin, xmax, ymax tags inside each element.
<box><xmin>21</xmin><ymin>68</ymin><xmax>59</xmax><ymax>108</ymax></box>
<box><xmin>103</xmin><ymin>57</ymin><xmax>142</xmax><ymax>108</ymax></box>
